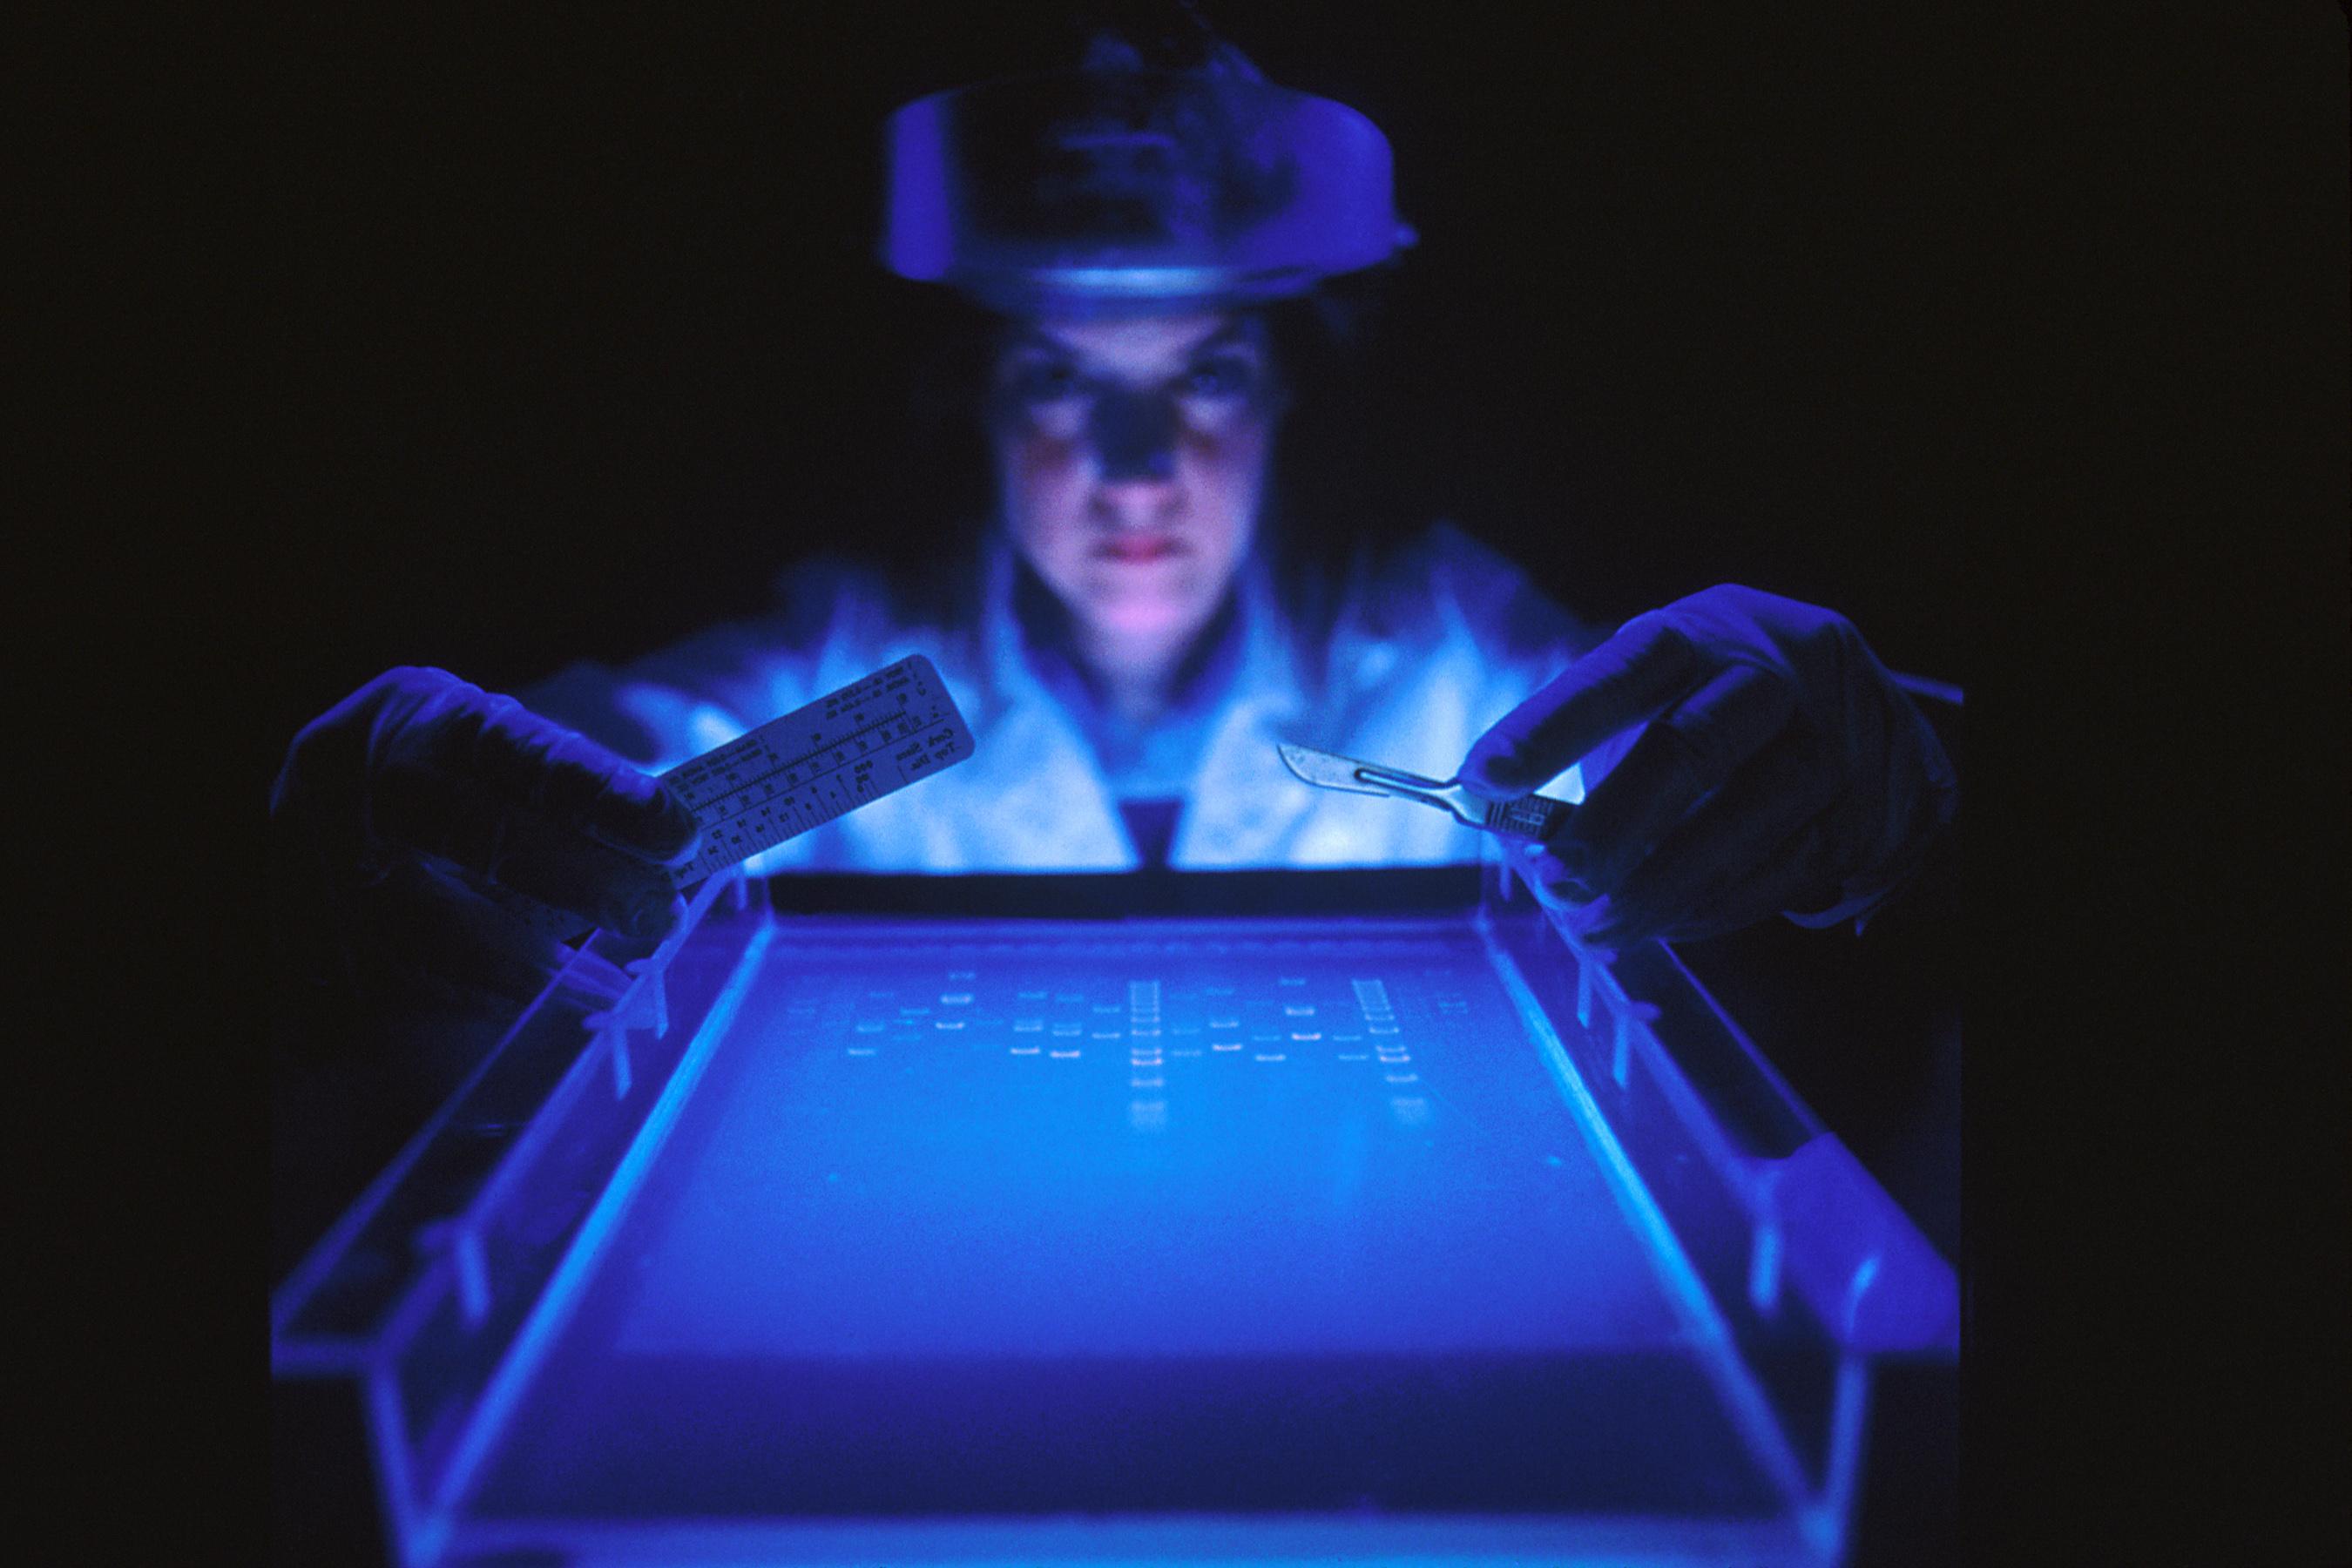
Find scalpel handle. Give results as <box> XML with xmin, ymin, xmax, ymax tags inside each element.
<box><xmin>1482</xmin><ymin>792</ymin><xmax>1574</xmax><ymax>842</ymax></box>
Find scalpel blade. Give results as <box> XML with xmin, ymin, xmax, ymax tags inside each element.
<box><xmin>1277</xmin><ymin>741</ymin><xmax>1575</xmax><ymax>841</ymax></box>
<box><xmin>1277</xmin><ymin>742</ymin><xmax>1422</xmax><ymax>797</ymax></box>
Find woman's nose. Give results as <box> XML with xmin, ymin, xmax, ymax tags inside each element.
<box><xmin>1087</xmin><ymin>388</ymin><xmax>1179</xmax><ymax>485</ymax></box>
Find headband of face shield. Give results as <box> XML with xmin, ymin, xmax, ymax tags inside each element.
<box><xmin>880</xmin><ymin>61</ymin><xmax>1416</xmax><ymax>318</ymax></box>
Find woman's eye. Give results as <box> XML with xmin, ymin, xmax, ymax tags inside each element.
<box><xmin>1010</xmin><ymin>362</ymin><xmax>1085</xmax><ymax>404</ymax></box>
<box><xmin>1182</xmin><ymin>355</ymin><xmax>1256</xmax><ymax>399</ymax></box>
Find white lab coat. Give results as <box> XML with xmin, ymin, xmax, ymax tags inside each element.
<box><xmin>525</xmin><ymin>524</ymin><xmax>1601</xmax><ymax>873</ymax></box>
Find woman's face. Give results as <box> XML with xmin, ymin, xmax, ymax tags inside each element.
<box><xmin>990</xmin><ymin>310</ymin><xmax>1283</xmax><ymax>659</ymax></box>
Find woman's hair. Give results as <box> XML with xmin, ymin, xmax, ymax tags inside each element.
<box><xmin>1255</xmin><ymin>265</ymin><xmax>1422</xmax><ymax>566</ymax></box>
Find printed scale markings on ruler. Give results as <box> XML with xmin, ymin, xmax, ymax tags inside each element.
<box><xmin>662</xmin><ymin>655</ymin><xmax>976</xmax><ymax>884</ymax></box>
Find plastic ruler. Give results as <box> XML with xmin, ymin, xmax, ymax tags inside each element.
<box><xmin>494</xmin><ymin>654</ymin><xmax>973</xmax><ymax>940</ymax></box>
<box><xmin>660</xmin><ymin>653</ymin><xmax>974</xmax><ymax>884</ymax></box>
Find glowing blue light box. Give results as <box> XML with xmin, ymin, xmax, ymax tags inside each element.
<box><xmin>272</xmin><ymin>860</ymin><xmax>1955</xmax><ymax>1567</ymax></box>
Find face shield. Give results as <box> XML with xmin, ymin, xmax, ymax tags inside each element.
<box><xmin>879</xmin><ymin>60</ymin><xmax>1415</xmax><ymax>319</ymax></box>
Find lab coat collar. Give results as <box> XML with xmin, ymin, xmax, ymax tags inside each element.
<box><xmin>971</xmin><ymin>530</ymin><xmax>1315</xmax><ymax>867</ymax></box>
<box><xmin>1175</xmin><ymin>565</ymin><xmax>1321</xmax><ymax>865</ymax></box>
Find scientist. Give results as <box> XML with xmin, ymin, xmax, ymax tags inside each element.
<box><xmin>269</xmin><ymin>26</ymin><xmax>1956</xmax><ymax>1017</ymax></box>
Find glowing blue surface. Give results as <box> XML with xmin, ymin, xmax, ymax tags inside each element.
<box><xmin>611</xmin><ymin>922</ymin><xmax>1677</xmax><ymax>1359</ymax></box>
<box><xmin>464</xmin><ymin>917</ymin><xmax>1783</xmax><ymax>1527</ymax></box>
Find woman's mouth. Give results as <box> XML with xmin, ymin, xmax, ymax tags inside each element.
<box><xmin>1095</xmin><ymin>535</ymin><xmax>1184</xmax><ymax>564</ymax></box>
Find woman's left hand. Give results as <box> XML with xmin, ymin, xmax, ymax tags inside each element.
<box><xmin>1459</xmin><ymin>585</ymin><xmax>1957</xmax><ymax>947</ymax></box>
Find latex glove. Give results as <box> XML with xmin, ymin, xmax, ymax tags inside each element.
<box><xmin>270</xmin><ymin>666</ymin><xmax>701</xmax><ymax>1011</ymax></box>
<box><xmin>1460</xmin><ymin>585</ymin><xmax>1956</xmax><ymax>949</ymax></box>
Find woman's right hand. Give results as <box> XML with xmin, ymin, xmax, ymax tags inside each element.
<box><xmin>269</xmin><ymin>666</ymin><xmax>701</xmax><ymax>1010</ymax></box>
